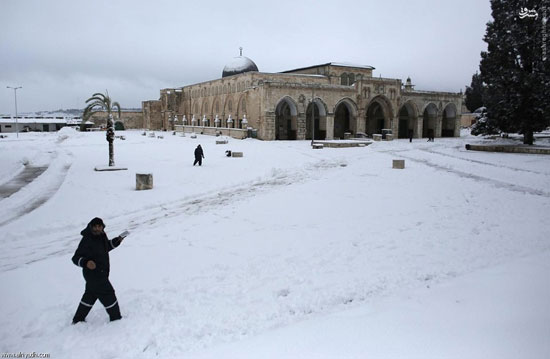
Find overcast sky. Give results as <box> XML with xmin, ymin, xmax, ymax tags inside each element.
<box><xmin>0</xmin><ymin>0</ymin><xmax>492</xmax><ymax>114</ymax></box>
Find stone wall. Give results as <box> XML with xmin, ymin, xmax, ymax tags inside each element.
<box><xmin>142</xmin><ymin>101</ymin><xmax>162</xmax><ymax>130</ymax></box>
<box><xmin>88</xmin><ymin>111</ymin><xmax>144</xmax><ymax>130</ymax></box>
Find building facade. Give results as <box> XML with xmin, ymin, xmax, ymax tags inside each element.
<box><xmin>142</xmin><ymin>58</ymin><xmax>462</xmax><ymax>140</ymax></box>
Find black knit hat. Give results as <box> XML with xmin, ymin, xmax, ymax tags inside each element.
<box><xmin>89</xmin><ymin>217</ymin><xmax>105</xmax><ymax>228</ymax></box>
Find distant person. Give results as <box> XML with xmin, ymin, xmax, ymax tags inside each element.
<box><xmin>194</xmin><ymin>144</ymin><xmax>205</xmax><ymax>166</ymax></box>
<box><xmin>409</xmin><ymin>129</ymin><xmax>413</xmax><ymax>143</ymax></box>
<box><xmin>71</xmin><ymin>217</ymin><xmax>124</xmax><ymax>324</ymax></box>
<box><xmin>427</xmin><ymin>129</ymin><xmax>435</xmax><ymax>142</ymax></box>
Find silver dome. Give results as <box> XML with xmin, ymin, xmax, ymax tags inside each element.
<box><xmin>222</xmin><ymin>56</ymin><xmax>259</xmax><ymax>78</ymax></box>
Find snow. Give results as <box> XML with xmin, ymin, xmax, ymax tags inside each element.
<box><xmin>0</xmin><ymin>129</ymin><xmax>549</xmax><ymax>358</ymax></box>
<box><xmin>222</xmin><ymin>56</ymin><xmax>258</xmax><ymax>73</ymax></box>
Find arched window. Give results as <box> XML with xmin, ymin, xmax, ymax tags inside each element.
<box><xmin>340</xmin><ymin>73</ymin><xmax>348</xmax><ymax>85</ymax></box>
<box><xmin>215</xmin><ymin>102</ymin><xmax>219</xmax><ymax>114</ymax></box>
<box><xmin>194</xmin><ymin>103</ymin><xmax>198</xmax><ymax>114</ymax></box>
<box><xmin>348</xmin><ymin>73</ymin><xmax>355</xmax><ymax>85</ymax></box>
<box><xmin>242</xmin><ymin>99</ymin><xmax>246</xmax><ymax>113</ymax></box>
<box><xmin>228</xmin><ymin>99</ymin><xmax>233</xmax><ymax>112</ymax></box>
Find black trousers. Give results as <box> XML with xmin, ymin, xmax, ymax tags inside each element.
<box><xmin>73</xmin><ymin>278</ymin><xmax>121</xmax><ymax>323</ymax></box>
<box><xmin>193</xmin><ymin>157</ymin><xmax>202</xmax><ymax>166</ymax></box>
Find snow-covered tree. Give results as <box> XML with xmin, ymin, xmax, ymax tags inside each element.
<box><xmin>479</xmin><ymin>0</ymin><xmax>550</xmax><ymax>144</ymax></box>
<box><xmin>465</xmin><ymin>72</ymin><xmax>484</xmax><ymax>112</ymax></box>
<box><xmin>471</xmin><ymin>108</ymin><xmax>500</xmax><ymax>135</ymax></box>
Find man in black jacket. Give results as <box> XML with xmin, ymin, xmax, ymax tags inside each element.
<box><xmin>193</xmin><ymin>144</ymin><xmax>205</xmax><ymax>166</ymax></box>
<box><xmin>71</xmin><ymin>217</ymin><xmax>124</xmax><ymax>324</ymax></box>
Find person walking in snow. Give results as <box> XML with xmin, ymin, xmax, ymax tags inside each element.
<box><xmin>193</xmin><ymin>144</ymin><xmax>205</xmax><ymax>166</ymax></box>
<box><xmin>71</xmin><ymin>217</ymin><xmax>124</xmax><ymax>324</ymax></box>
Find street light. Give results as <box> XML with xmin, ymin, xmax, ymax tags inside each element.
<box><xmin>7</xmin><ymin>86</ymin><xmax>22</xmax><ymax>138</ymax></box>
<box><xmin>311</xmin><ymin>86</ymin><xmax>315</xmax><ymax>146</ymax></box>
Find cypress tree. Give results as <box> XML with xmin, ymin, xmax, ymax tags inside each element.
<box><xmin>465</xmin><ymin>72</ymin><xmax>485</xmax><ymax>112</ymax></box>
<box><xmin>479</xmin><ymin>0</ymin><xmax>550</xmax><ymax>144</ymax></box>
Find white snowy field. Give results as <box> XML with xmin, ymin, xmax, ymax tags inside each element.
<box><xmin>0</xmin><ymin>129</ymin><xmax>549</xmax><ymax>358</ymax></box>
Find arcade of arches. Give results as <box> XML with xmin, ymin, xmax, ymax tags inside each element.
<box><xmin>143</xmin><ymin>62</ymin><xmax>462</xmax><ymax>141</ymax></box>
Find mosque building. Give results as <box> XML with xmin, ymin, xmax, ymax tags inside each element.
<box><xmin>142</xmin><ymin>50</ymin><xmax>462</xmax><ymax>140</ymax></box>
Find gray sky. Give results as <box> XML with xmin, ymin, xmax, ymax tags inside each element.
<box><xmin>0</xmin><ymin>0</ymin><xmax>492</xmax><ymax>114</ymax></box>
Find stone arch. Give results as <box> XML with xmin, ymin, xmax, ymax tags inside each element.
<box><xmin>422</xmin><ymin>103</ymin><xmax>439</xmax><ymax>138</ymax></box>
<box><xmin>211</xmin><ymin>97</ymin><xmax>222</xmax><ymax>127</ymax></box>
<box><xmin>236</xmin><ymin>94</ymin><xmax>248</xmax><ymax>129</ymax></box>
<box><xmin>365</xmin><ymin>95</ymin><xmax>393</xmax><ymax>136</ymax></box>
<box><xmin>333</xmin><ymin>98</ymin><xmax>358</xmax><ymax>139</ymax></box>
<box><xmin>275</xmin><ymin>96</ymin><xmax>299</xmax><ymax>140</ymax></box>
<box><xmin>441</xmin><ymin>103</ymin><xmax>457</xmax><ymax>137</ymax></box>
<box><xmin>211</xmin><ymin>97</ymin><xmax>221</xmax><ymax>117</ymax></box>
<box><xmin>306</xmin><ymin>97</ymin><xmax>328</xmax><ymax>140</ymax></box>
<box><xmin>223</xmin><ymin>96</ymin><xmax>234</xmax><ymax>127</ymax></box>
<box><xmin>201</xmin><ymin>100</ymin><xmax>210</xmax><ymax>126</ymax></box>
<box><xmin>398</xmin><ymin>101</ymin><xmax>419</xmax><ymax>138</ymax></box>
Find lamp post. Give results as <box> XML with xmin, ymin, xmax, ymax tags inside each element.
<box><xmin>311</xmin><ymin>86</ymin><xmax>315</xmax><ymax>146</ymax></box>
<box><xmin>7</xmin><ymin>86</ymin><xmax>22</xmax><ymax>138</ymax></box>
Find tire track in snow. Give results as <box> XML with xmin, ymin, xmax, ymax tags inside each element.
<box><xmin>0</xmin><ymin>159</ymin><xmax>345</xmax><ymax>272</ymax></box>
<box><xmin>388</xmin><ymin>151</ymin><xmax>550</xmax><ymax>198</ymax></box>
<box><xmin>0</xmin><ymin>165</ymin><xmax>48</xmax><ymax>199</ymax></box>
<box><xmin>418</xmin><ymin>147</ymin><xmax>550</xmax><ymax>176</ymax></box>
<box><xmin>0</xmin><ymin>163</ymin><xmax>72</xmax><ymax>227</ymax></box>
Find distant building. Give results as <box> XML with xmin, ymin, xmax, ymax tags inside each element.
<box><xmin>142</xmin><ymin>53</ymin><xmax>463</xmax><ymax>140</ymax></box>
<box><xmin>0</xmin><ymin>116</ymin><xmax>77</xmax><ymax>133</ymax></box>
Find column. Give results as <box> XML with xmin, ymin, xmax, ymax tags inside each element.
<box><xmin>326</xmin><ymin>113</ymin><xmax>334</xmax><ymax>140</ymax></box>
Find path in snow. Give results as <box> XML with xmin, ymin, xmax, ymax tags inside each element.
<box><xmin>0</xmin><ymin>147</ymin><xmax>72</xmax><ymax>228</ymax></box>
<box><xmin>0</xmin><ymin>165</ymin><xmax>48</xmax><ymax>198</ymax></box>
<box><xmin>0</xmin><ymin>158</ymin><xmax>344</xmax><ymax>272</ymax></box>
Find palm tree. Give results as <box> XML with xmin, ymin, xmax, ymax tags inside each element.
<box><xmin>82</xmin><ymin>92</ymin><xmax>121</xmax><ymax>166</ymax></box>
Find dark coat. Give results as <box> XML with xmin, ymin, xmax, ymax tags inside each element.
<box><xmin>194</xmin><ymin>146</ymin><xmax>204</xmax><ymax>159</ymax></box>
<box><xmin>71</xmin><ymin>223</ymin><xmax>121</xmax><ymax>282</ymax></box>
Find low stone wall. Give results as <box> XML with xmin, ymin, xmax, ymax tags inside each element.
<box><xmin>175</xmin><ymin>125</ymin><xmax>248</xmax><ymax>139</ymax></box>
<box><xmin>465</xmin><ymin>144</ymin><xmax>550</xmax><ymax>155</ymax></box>
<box><xmin>314</xmin><ymin>140</ymin><xmax>372</xmax><ymax>148</ymax></box>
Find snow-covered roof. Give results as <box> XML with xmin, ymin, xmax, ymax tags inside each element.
<box><xmin>0</xmin><ymin>117</ymin><xmax>82</xmax><ymax>124</ymax></box>
<box><xmin>282</xmin><ymin>62</ymin><xmax>375</xmax><ymax>73</ymax></box>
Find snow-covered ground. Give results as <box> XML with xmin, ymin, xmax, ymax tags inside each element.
<box><xmin>0</xmin><ymin>129</ymin><xmax>549</xmax><ymax>358</ymax></box>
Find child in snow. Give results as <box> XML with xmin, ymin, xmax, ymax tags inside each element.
<box><xmin>71</xmin><ymin>217</ymin><xmax>124</xmax><ymax>324</ymax></box>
